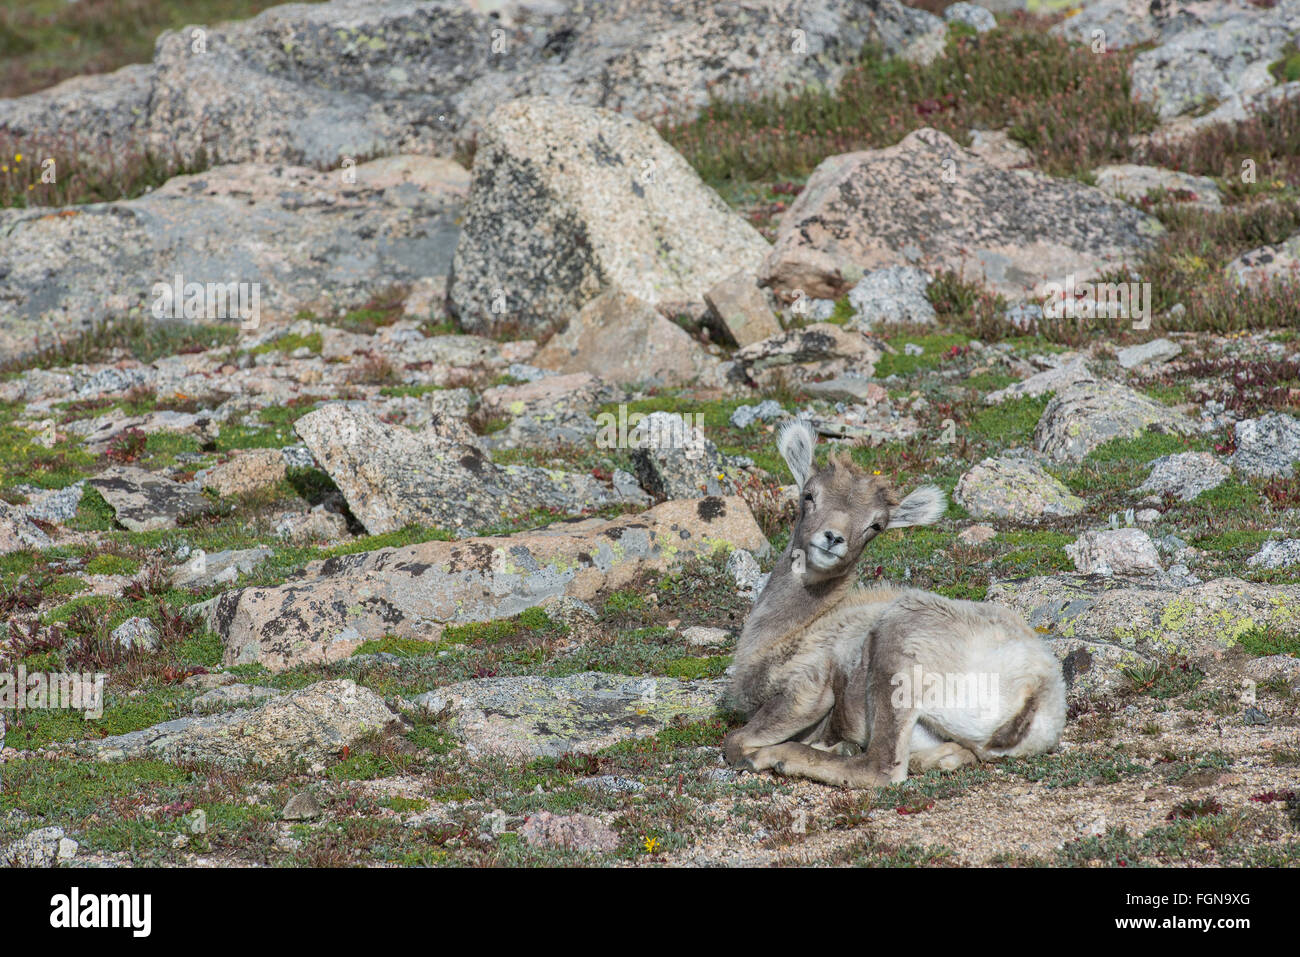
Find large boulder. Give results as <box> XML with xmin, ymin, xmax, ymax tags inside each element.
<box><xmin>0</xmin><ymin>0</ymin><xmax>944</xmax><ymax>166</ymax></box>
<box><xmin>448</xmin><ymin>97</ymin><xmax>770</xmax><ymax>335</ymax></box>
<box><xmin>74</xmin><ymin>680</ymin><xmax>398</xmax><ymax>769</ymax></box>
<box><xmin>0</xmin><ymin>64</ymin><xmax>153</xmax><ymax>153</ymax></box>
<box><xmin>293</xmin><ymin>403</ymin><xmax>638</xmax><ymax>535</ymax></box>
<box><xmin>1136</xmin><ymin>451</ymin><xmax>1231</xmax><ymax>501</ymax></box>
<box><xmin>0</xmin><ymin>157</ymin><xmax>467</xmax><ymax>355</ymax></box>
<box><xmin>190</xmin><ymin>496</ymin><xmax>769</xmax><ymax>670</ymax></box>
<box><xmin>758</xmin><ymin>127</ymin><xmax>1161</xmax><ymax>301</ymax></box>
<box><xmin>1129</xmin><ymin>0</ymin><xmax>1300</xmax><ymax>120</ymax></box>
<box><xmin>413</xmin><ymin>672</ymin><xmax>726</xmax><ymax>760</ymax></box>
<box><xmin>990</xmin><ymin>574</ymin><xmax>1300</xmax><ymax>690</ymax></box>
<box><xmin>531</xmin><ymin>290</ymin><xmax>717</xmax><ymax>387</ymax></box>
<box><xmin>1032</xmin><ymin>381</ymin><xmax>1194</xmax><ymax>462</ymax></box>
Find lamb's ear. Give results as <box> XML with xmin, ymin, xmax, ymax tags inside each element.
<box><xmin>777</xmin><ymin>419</ymin><xmax>817</xmax><ymax>490</ymax></box>
<box><xmin>887</xmin><ymin>484</ymin><xmax>946</xmax><ymax>528</ymax></box>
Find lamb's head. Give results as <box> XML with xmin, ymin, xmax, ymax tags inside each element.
<box><xmin>778</xmin><ymin>419</ymin><xmax>946</xmax><ymax>580</ymax></box>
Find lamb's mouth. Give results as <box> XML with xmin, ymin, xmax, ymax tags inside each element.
<box><xmin>806</xmin><ymin>543</ymin><xmax>846</xmax><ymax>567</ymax></box>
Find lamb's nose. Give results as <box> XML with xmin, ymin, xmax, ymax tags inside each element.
<box><xmin>823</xmin><ymin>530</ymin><xmax>845</xmax><ymax>547</ymax></box>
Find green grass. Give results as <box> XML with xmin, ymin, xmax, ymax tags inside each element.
<box><xmin>325</xmin><ymin>523</ymin><xmax>455</xmax><ymax>557</ymax></box>
<box><xmin>1235</xmin><ymin>626</ymin><xmax>1300</xmax><ymax>658</ymax></box>
<box><xmin>967</xmin><ymin>395</ymin><xmax>1051</xmax><ymax>445</ymax></box>
<box><xmin>874</xmin><ymin>333</ymin><xmax>972</xmax><ymax>379</ymax></box>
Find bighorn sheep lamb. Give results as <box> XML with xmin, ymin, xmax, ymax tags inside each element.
<box><xmin>723</xmin><ymin>420</ymin><xmax>1066</xmax><ymax>788</ymax></box>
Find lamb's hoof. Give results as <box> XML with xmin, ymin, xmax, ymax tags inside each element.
<box><xmin>832</xmin><ymin>741</ymin><xmax>862</xmax><ymax>757</ymax></box>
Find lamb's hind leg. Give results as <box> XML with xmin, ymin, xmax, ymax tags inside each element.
<box><xmin>906</xmin><ymin>722</ymin><xmax>977</xmax><ymax>774</ymax></box>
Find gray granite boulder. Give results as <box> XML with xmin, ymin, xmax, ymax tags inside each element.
<box><xmin>412</xmin><ymin>671</ymin><xmax>726</xmax><ymax>760</ymax></box>
<box><xmin>448</xmin><ymin>97</ymin><xmax>770</xmax><ymax>335</ymax></box>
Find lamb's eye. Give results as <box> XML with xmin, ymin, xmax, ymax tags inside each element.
<box><xmin>869</xmin><ymin>522</ymin><xmax>883</xmax><ymax>533</ymax></box>
<box><xmin>803</xmin><ymin>492</ymin><xmax>814</xmax><ymax>504</ymax></box>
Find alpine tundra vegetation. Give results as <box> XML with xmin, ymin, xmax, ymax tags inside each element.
<box><xmin>0</xmin><ymin>0</ymin><xmax>1298</xmax><ymax>867</ymax></box>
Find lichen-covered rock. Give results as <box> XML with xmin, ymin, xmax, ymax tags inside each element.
<box><xmin>293</xmin><ymin>403</ymin><xmax>636</xmax><ymax>536</ymax></box>
<box><xmin>954</xmin><ymin>454</ymin><xmax>1085</xmax><ymax>520</ymax></box>
<box><xmin>1247</xmin><ymin>539</ymin><xmax>1300</xmax><ymax>570</ymax></box>
<box><xmin>478</xmin><ymin>372</ymin><xmax>614</xmax><ymax>451</ymax></box>
<box><xmin>189</xmin><ymin>496</ymin><xmax>768</xmax><ymax>670</ymax></box>
<box><xmin>1065</xmin><ymin>528</ymin><xmax>1163</xmax><ymax>576</ymax></box>
<box><xmin>448</xmin><ymin>97</ymin><xmax>770</xmax><ymax>335</ymax></box>
<box><xmin>1115</xmin><ymin>337</ymin><xmax>1183</xmax><ymax>369</ymax></box>
<box><xmin>518</xmin><ymin>811</ymin><xmax>621</xmax><ymax>852</ymax></box>
<box><xmin>74</xmin><ymin>680</ymin><xmax>398</xmax><ymax>768</ymax></box>
<box><xmin>845</xmin><ymin>266</ymin><xmax>936</xmax><ymax>328</ymax></box>
<box><xmin>730</xmin><ymin>323</ymin><xmax>882</xmax><ymax>383</ymax></box>
<box><xmin>87</xmin><ymin>466</ymin><xmax>215</xmax><ymax>533</ymax></box>
<box><xmin>0</xmin><ymin>157</ymin><xmax>467</xmax><ymax>358</ymax></box>
<box><xmin>110</xmin><ymin>617</ymin><xmax>160</xmax><ymax>652</ymax></box>
<box><xmin>1093</xmin><ymin>165</ymin><xmax>1222</xmax><ymax>210</ymax></box>
<box><xmin>198</xmin><ymin>448</ymin><xmax>288</xmax><ymax>498</ymax></box>
<box><xmin>759</xmin><ymin>127</ymin><xmax>1160</xmax><ymax>301</ymax></box>
<box><xmin>0</xmin><ymin>500</ymin><xmax>52</xmax><ymax>554</ymax></box>
<box><xmin>171</xmin><ymin>545</ymin><xmax>274</xmax><ymax>589</ymax></box>
<box><xmin>0</xmin><ymin>63</ymin><xmax>153</xmax><ymax>152</ymax></box>
<box><xmin>82</xmin><ymin>0</ymin><xmax>947</xmax><ymax>167</ymax></box>
<box><xmin>945</xmin><ymin>2</ymin><xmax>997</xmax><ymax>33</ymax></box>
<box><xmin>531</xmin><ymin>290</ymin><xmax>717</xmax><ymax>388</ymax></box>
<box><xmin>1225</xmin><ymin>232</ymin><xmax>1300</xmax><ymax>287</ymax></box>
<box><xmin>1136</xmin><ymin>451</ymin><xmax>1231</xmax><ymax>501</ymax></box>
<box><xmin>412</xmin><ymin>671</ymin><xmax>725</xmax><ymax>759</ymax></box>
<box><xmin>630</xmin><ymin>412</ymin><xmax>747</xmax><ymax>500</ymax></box>
<box><xmin>988</xmin><ymin>574</ymin><xmax>1300</xmax><ymax>662</ymax></box>
<box><xmin>1</xmin><ymin>827</ymin><xmax>78</xmax><ymax>867</ymax></box>
<box><xmin>1129</xmin><ymin>0</ymin><xmax>1300</xmax><ymax>120</ymax></box>
<box><xmin>1032</xmin><ymin>381</ymin><xmax>1194</xmax><ymax>462</ymax></box>
<box><xmin>1230</xmin><ymin>413</ymin><xmax>1300</xmax><ymax>477</ymax></box>
<box><xmin>983</xmin><ymin>355</ymin><xmax>1093</xmax><ymax>405</ymax></box>
<box><xmin>703</xmin><ymin>271</ymin><xmax>784</xmax><ymax>347</ymax></box>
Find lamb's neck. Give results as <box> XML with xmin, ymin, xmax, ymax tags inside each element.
<box><xmin>736</xmin><ymin>549</ymin><xmax>856</xmax><ymax>659</ymax></box>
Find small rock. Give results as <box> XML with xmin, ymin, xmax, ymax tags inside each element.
<box><xmin>518</xmin><ymin>811</ymin><xmax>619</xmax><ymax>853</ymax></box>
<box><xmin>198</xmin><ymin>447</ymin><xmax>288</xmax><ymax>497</ymax></box>
<box><xmin>944</xmin><ymin>2</ymin><xmax>997</xmax><ymax>33</ymax></box>
<box><xmin>729</xmin><ymin>400</ymin><xmax>786</xmax><ymax>429</ymax></box>
<box><xmin>1231</xmin><ymin>413</ymin><xmax>1300</xmax><ymax>478</ymax></box>
<box><xmin>1116</xmin><ymin>338</ymin><xmax>1181</xmax><ymax>369</ymax></box>
<box><xmin>1137</xmin><ymin>452</ymin><xmax>1230</xmax><ymax>502</ymax></box>
<box><xmin>110</xmin><ymin>616</ymin><xmax>159</xmax><ymax>652</ymax></box>
<box><xmin>1242</xmin><ymin>706</ymin><xmax>1269</xmax><ymax>727</ymax></box>
<box><xmin>703</xmin><ymin>270</ymin><xmax>783</xmax><ymax>347</ymax></box>
<box><xmin>681</xmin><ymin>626</ymin><xmax>730</xmax><ymax>648</ymax></box>
<box><xmin>955</xmin><ymin>454</ymin><xmax>1084</xmax><ymax>520</ymax></box>
<box><xmin>2</xmin><ymin>827</ymin><xmax>77</xmax><ymax>867</ymax></box>
<box><xmin>1065</xmin><ymin>528</ymin><xmax>1163</xmax><ymax>576</ymax></box>
<box><xmin>958</xmin><ymin>525</ymin><xmax>996</xmax><ymax>545</ymax></box>
<box><xmin>188</xmin><ymin>809</ymin><xmax>208</xmax><ymax>834</ymax></box>
<box><xmin>726</xmin><ymin>548</ymin><xmax>765</xmax><ymax>598</ymax></box>
<box><xmin>845</xmin><ymin>266</ymin><xmax>936</xmax><ymax>328</ymax></box>
<box><xmin>283</xmin><ymin>791</ymin><xmax>323</xmax><ymax>821</ymax></box>
<box><xmin>1246</xmin><ymin>539</ymin><xmax>1300</xmax><ymax>570</ymax></box>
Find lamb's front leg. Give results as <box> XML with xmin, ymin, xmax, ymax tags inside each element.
<box><xmin>753</xmin><ymin>700</ymin><xmax>920</xmax><ymax>787</ymax></box>
<box><xmin>723</xmin><ymin>687</ymin><xmax>833</xmax><ymax>770</ymax></box>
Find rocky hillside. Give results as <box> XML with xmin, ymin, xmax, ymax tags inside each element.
<box><xmin>0</xmin><ymin>0</ymin><xmax>1298</xmax><ymax>867</ymax></box>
